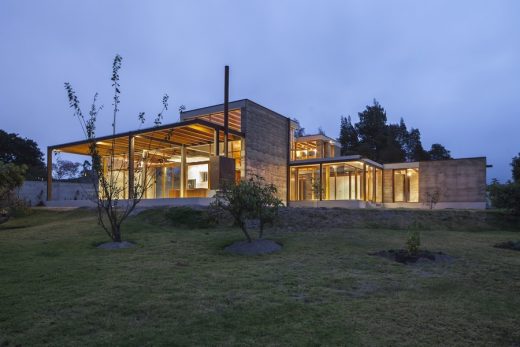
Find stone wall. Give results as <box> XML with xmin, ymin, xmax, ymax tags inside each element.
<box><xmin>243</xmin><ymin>101</ymin><xmax>289</xmax><ymax>201</ymax></box>
<box><xmin>419</xmin><ymin>157</ymin><xmax>487</xmax><ymax>203</ymax></box>
<box><xmin>16</xmin><ymin>181</ymin><xmax>95</xmax><ymax>206</ymax></box>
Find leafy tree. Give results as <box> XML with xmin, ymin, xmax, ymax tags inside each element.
<box><xmin>0</xmin><ymin>162</ymin><xmax>27</xmax><ymax>223</ymax></box>
<box><xmin>52</xmin><ymin>158</ymin><xmax>81</xmax><ymax>180</ymax></box>
<box><xmin>428</xmin><ymin>144</ymin><xmax>452</xmax><ymax>160</ymax></box>
<box><xmin>338</xmin><ymin>115</ymin><xmax>359</xmax><ymax>155</ymax></box>
<box><xmin>511</xmin><ymin>153</ymin><xmax>520</xmax><ymax>183</ymax></box>
<box><xmin>64</xmin><ymin>54</ymin><xmax>169</xmax><ymax>243</ymax></box>
<box><xmin>488</xmin><ymin>179</ymin><xmax>520</xmax><ymax>215</ymax></box>
<box><xmin>211</xmin><ymin>175</ymin><xmax>282</xmax><ymax>242</ymax></box>
<box><xmin>0</xmin><ymin>162</ymin><xmax>27</xmax><ymax>202</ymax></box>
<box><xmin>0</xmin><ymin>130</ymin><xmax>46</xmax><ymax>180</ymax></box>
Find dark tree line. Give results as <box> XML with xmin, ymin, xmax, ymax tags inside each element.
<box><xmin>337</xmin><ymin>99</ymin><xmax>451</xmax><ymax>163</ymax></box>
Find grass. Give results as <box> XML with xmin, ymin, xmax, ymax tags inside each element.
<box><xmin>0</xmin><ymin>208</ymin><xmax>519</xmax><ymax>346</ymax></box>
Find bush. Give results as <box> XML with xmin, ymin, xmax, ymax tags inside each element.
<box><xmin>406</xmin><ymin>230</ymin><xmax>421</xmax><ymax>255</ymax></box>
<box><xmin>488</xmin><ymin>181</ymin><xmax>520</xmax><ymax>215</ymax></box>
<box><xmin>165</xmin><ymin>206</ymin><xmax>216</xmax><ymax>229</ymax></box>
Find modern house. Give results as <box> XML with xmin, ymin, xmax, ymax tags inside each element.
<box><xmin>47</xmin><ymin>99</ymin><xmax>487</xmax><ymax>209</ymax></box>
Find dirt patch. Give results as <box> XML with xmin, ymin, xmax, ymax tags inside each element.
<box><xmin>224</xmin><ymin>239</ymin><xmax>282</xmax><ymax>255</ymax></box>
<box><xmin>494</xmin><ymin>240</ymin><xmax>520</xmax><ymax>251</ymax></box>
<box><xmin>96</xmin><ymin>241</ymin><xmax>135</xmax><ymax>250</ymax></box>
<box><xmin>369</xmin><ymin>249</ymin><xmax>453</xmax><ymax>264</ymax></box>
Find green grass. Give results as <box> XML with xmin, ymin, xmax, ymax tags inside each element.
<box><xmin>0</xmin><ymin>208</ymin><xmax>519</xmax><ymax>346</ymax></box>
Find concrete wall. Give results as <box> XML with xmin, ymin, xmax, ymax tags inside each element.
<box><xmin>45</xmin><ymin>197</ymin><xmax>213</xmax><ymax>208</ymax></box>
<box><xmin>16</xmin><ymin>181</ymin><xmax>95</xmax><ymax>206</ymax></box>
<box><xmin>383</xmin><ymin>202</ymin><xmax>486</xmax><ymax>210</ymax></box>
<box><xmin>243</xmin><ymin>101</ymin><xmax>289</xmax><ymax>201</ymax></box>
<box><xmin>289</xmin><ymin>200</ymin><xmax>367</xmax><ymax>208</ymax></box>
<box><xmin>419</xmin><ymin>157</ymin><xmax>487</xmax><ymax>203</ymax></box>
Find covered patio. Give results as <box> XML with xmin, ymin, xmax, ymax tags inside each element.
<box><xmin>47</xmin><ymin>118</ymin><xmax>244</xmax><ymax>202</ymax></box>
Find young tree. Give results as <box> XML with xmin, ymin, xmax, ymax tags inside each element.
<box><xmin>64</xmin><ymin>54</ymin><xmax>169</xmax><ymax>243</ymax></box>
<box><xmin>428</xmin><ymin>144</ymin><xmax>452</xmax><ymax>161</ymax></box>
<box><xmin>338</xmin><ymin>115</ymin><xmax>359</xmax><ymax>155</ymax></box>
<box><xmin>0</xmin><ymin>130</ymin><xmax>46</xmax><ymax>180</ymax></box>
<box><xmin>211</xmin><ymin>175</ymin><xmax>282</xmax><ymax>242</ymax></box>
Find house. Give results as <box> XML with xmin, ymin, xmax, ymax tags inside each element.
<box><xmin>47</xmin><ymin>99</ymin><xmax>487</xmax><ymax>209</ymax></box>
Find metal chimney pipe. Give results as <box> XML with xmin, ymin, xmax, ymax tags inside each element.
<box><xmin>224</xmin><ymin>65</ymin><xmax>229</xmax><ymax>157</ymax></box>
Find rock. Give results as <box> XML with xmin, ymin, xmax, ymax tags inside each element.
<box><xmin>96</xmin><ymin>241</ymin><xmax>135</xmax><ymax>250</ymax></box>
<box><xmin>224</xmin><ymin>239</ymin><xmax>282</xmax><ymax>255</ymax></box>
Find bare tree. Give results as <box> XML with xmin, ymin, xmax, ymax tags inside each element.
<box><xmin>64</xmin><ymin>54</ymin><xmax>169</xmax><ymax>242</ymax></box>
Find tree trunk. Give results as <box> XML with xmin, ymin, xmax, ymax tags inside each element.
<box><xmin>259</xmin><ymin>221</ymin><xmax>264</xmax><ymax>239</ymax></box>
<box><xmin>112</xmin><ymin>225</ymin><xmax>122</xmax><ymax>242</ymax></box>
<box><xmin>240</xmin><ymin>223</ymin><xmax>252</xmax><ymax>243</ymax></box>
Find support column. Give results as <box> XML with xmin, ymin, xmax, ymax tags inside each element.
<box><xmin>319</xmin><ymin>163</ymin><xmax>323</xmax><ymax>201</ymax></box>
<box><xmin>372</xmin><ymin>168</ymin><xmax>376</xmax><ymax>202</ymax></box>
<box><xmin>128</xmin><ymin>136</ymin><xmax>135</xmax><ymax>199</ymax></box>
<box><xmin>213</xmin><ymin>129</ymin><xmax>220</xmax><ymax>156</ymax></box>
<box><xmin>362</xmin><ymin>164</ymin><xmax>366</xmax><ymax>201</ymax></box>
<box><xmin>180</xmin><ymin>145</ymin><xmax>186</xmax><ymax>198</ymax></box>
<box><xmin>224</xmin><ymin>65</ymin><xmax>229</xmax><ymax>157</ymax></box>
<box><xmin>46</xmin><ymin>147</ymin><xmax>53</xmax><ymax>201</ymax></box>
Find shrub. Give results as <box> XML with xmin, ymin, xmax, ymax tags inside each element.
<box><xmin>406</xmin><ymin>230</ymin><xmax>421</xmax><ymax>255</ymax></box>
<box><xmin>488</xmin><ymin>180</ymin><xmax>520</xmax><ymax>215</ymax></box>
<box><xmin>165</xmin><ymin>206</ymin><xmax>216</xmax><ymax>229</ymax></box>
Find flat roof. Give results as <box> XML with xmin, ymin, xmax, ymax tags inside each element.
<box><xmin>50</xmin><ymin>118</ymin><xmax>244</xmax><ymax>156</ymax></box>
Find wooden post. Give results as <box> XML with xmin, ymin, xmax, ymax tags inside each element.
<box><xmin>372</xmin><ymin>167</ymin><xmax>376</xmax><ymax>202</ymax></box>
<box><xmin>128</xmin><ymin>136</ymin><xmax>135</xmax><ymax>199</ymax></box>
<box><xmin>319</xmin><ymin>163</ymin><xmax>323</xmax><ymax>201</ymax></box>
<box><xmin>213</xmin><ymin>129</ymin><xmax>220</xmax><ymax>156</ymax></box>
<box><xmin>180</xmin><ymin>145</ymin><xmax>186</xmax><ymax>198</ymax></box>
<box><xmin>224</xmin><ymin>65</ymin><xmax>229</xmax><ymax>157</ymax></box>
<box><xmin>46</xmin><ymin>147</ymin><xmax>53</xmax><ymax>201</ymax></box>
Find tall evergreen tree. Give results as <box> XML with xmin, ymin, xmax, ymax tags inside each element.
<box><xmin>355</xmin><ymin>99</ymin><xmax>388</xmax><ymax>162</ymax></box>
<box><xmin>338</xmin><ymin>115</ymin><xmax>359</xmax><ymax>155</ymax></box>
<box><xmin>406</xmin><ymin>128</ymin><xmax>430</xmax><ymax>161</ymax></box>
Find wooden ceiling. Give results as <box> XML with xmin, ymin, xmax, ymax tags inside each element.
<box><xmin>192</xmin><ymin>109</ymin><xmax>242</xmax><ymax>132</ymax></box>
<box><xmin>53</xmin><ymin>122</ymin><xmax>242</xmax><ymax>157</ymax></box>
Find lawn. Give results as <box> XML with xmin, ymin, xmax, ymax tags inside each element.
<box><xmin>0</xmin><ymin>208</ymin><xmax>519</xmax><ymax>346</ymax></box>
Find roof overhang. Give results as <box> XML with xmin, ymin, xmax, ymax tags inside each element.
<box><xmin>50</xmin><ymin>118</ymin><xmax>244</xmax><ymax>156</ymax></box>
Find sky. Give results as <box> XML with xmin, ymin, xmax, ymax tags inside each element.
<box><xmin>0</xmin><ymin>0</ymin><xmax>519</xmax><ymax>182</ymax></box>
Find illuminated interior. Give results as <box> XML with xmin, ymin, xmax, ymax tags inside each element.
<box><xmin>290</xmin><ymin>160</ymin><xmax>383</xmax><ymax>202</ymax></box>
<box><xmin>393</xmin><ymin>168</ymin><xmax>419</xmax><ymax>202</ymax></box>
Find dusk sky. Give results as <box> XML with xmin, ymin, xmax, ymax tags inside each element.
<box><xmin>1</xmin><ymin>0</ymin><xmax>519</xmax><ymax>182</ymax></box>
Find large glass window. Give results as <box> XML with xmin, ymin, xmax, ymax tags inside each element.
<box><xmin>321</xmin><ymin>162</ymin><xmax>364</xmax><ymax>200</ymax></box>
<box><xmin>290</xmin><ymin>165</ymin><xmax>320</xmax><ymax>200</ymax></box>
<box><xmin>393</xmin><ymin>168</ymin><xmax>419</xmax><ymax>202</ymax></box>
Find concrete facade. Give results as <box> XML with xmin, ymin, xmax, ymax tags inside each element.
<box><xmin>418</xmin><ymin>157</ymin><xmax>487</xmax><ymax>203</ymax></box>
<box><xmin>243</xmin><ymin>101</ymin><xmax>289</xmax><ymax>201</ymax></box>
